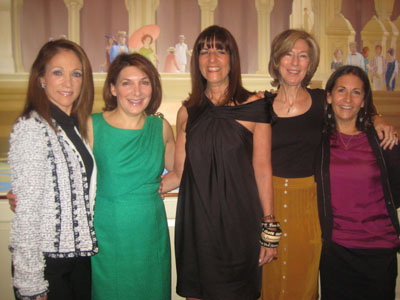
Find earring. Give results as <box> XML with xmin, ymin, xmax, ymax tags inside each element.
<box><xmin>41</xmin><ymin>82</ymin><xmax>46</xmax><ymax>88</ymax></box>
<box><xmin>359</xmin><ymin>108</ymin><xmax>365</xmax><ymax>122</ymax></box>
<box><xmin>327</xmin><ymin>104</ymin><xmax>332</xmax><ymax>119</ymax></box>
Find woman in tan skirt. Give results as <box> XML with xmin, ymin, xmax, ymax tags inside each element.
<box><xmin>259</xmin><ymin>29</ymin><xmax>398</xmax><ymax>300</ymax></box>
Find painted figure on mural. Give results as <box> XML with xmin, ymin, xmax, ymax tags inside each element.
<box><xmin>386</xmin><ymin>48</ymin><xmax>398</xmax><ymax>91</ymax></box>
<box><xmin>163</xmin><ymin>47</ymin><xmax>181</xmax><ymax>73</ymax></box>
<box><xmin>138</xmin><ymin>34</ymin><xmax>158</xmax><ymax>66</ymax></box>
<box><xmin>331</xmin><ymin>48</ymin><xmax>344</xmax><ymax>72</ymax></box>
<box><xmin>100</xmin><ymin>35</ymin><xmax>116</xmax><ymax>72</ymax></box>
<box><xmin>175</xmin><ymin>35</ymin><xmax>191</xmax><ymax>73</ymax></box>
<box><xmin>362</xmin><ymin>46</ymin><xmax>370</xmax><ymax>75</ymax></box>
<box><xmin>345</xmin><ymin>42</ymin><xmax>365</xmax><ymax>70</ymax></box>
<box><xmin>371</xmin><ymin>44</ymin><xmax>386</xmax><ymax>91</ymax></box>
<box><xmin>129</xmin><ymin>25</ymin><xmax>160</xmax><ymax>68</ymax></box>
<box><xmin>110</xmin><ymin>31</ymin><xmax>129</xmax><ymax>63</ymax></box>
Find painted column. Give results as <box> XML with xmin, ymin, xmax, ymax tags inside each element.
<box><xmin>374</xmin><ymin>0</ymin><xmax>397</xmax><ymax>50</ymax></box>
<box><xmin>0</xmin><ymin>0</ymin><xmax>16</xmax><ymax>72</ymax></box>
<box><xmin>255</xmin><ymin>0</ymin><xmax>274</xmax><ymax>74</ymax></box>
<box><xmin>290</xmin><ymin>0</ymin><xmax>314</xmax><ymax>33</ymax></box>
<box><xmin>324</xmin><ymin>0</ymin><xmax>355</xmax><ymax>74</ymax></box>
<box><xmin>63</xmin><ymin>0</ymin><xmax>83</xmax><ymax>44</ymax></box>
<box><xmin>197</xmin><ymin>0</ymin><xmax>218</xmax><ymax>31</ymax></box>
<box><xmin>11</xmin><ymin>0</ymin><xmax>23</xmax><ymax>72</ymax></box>
<box><xmin>125</xmin><ymin>0</ymin><xmax>160</xmax><ymax>37</ymax></box>
<box><xmin>361</xmin><ymin>19</ymin><xmax>387</xmax><ymax>58</ymax></box>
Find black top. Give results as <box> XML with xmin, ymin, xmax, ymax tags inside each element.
<box><xmin>267</xmin><ymin>88</ymin><xmax>325</xmax><ymax>178</ymax></box>
<box><xmin>175</xmin><ymin>96</ymin><xmax>271</xmax><ymax>300</ymax></box>
<box><xmin>50</xmin><ymin>104</ymin><xmax>93</xmax><ymax>187</ymax></box>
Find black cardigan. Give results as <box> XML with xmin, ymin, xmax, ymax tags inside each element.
<box><xmin>315</xmin><ymin>127</ymin><xmax>400</xmax><ymax>243</ymax></box>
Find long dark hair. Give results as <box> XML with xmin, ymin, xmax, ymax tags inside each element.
<box><xmin>324</xmin><ymin>65</ymin><xmax>374</xmax><ymax>136</ymax></box>
<box><xmin>185</xmin><ymin>25</ymin><xmax>253</xmax><ymax>108</ymax></box>
<box><xmin>22</xmin><ymin>39</ymin><xmax>94</xmax><ymax>140</ymax></box>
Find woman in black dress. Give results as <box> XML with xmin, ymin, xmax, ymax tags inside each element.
<box><xmin>164</xmin><ymin>25</ymin><xmax>278</xmax><ymax>300</ymax></box>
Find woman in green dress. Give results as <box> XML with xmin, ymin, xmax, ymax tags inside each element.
<box><xmin>138</xmin><ymin>34</ymin><xmax>157</xmax><ymax>66</ymax></box>
<box><xmin>88</xmin><ymin>53</ymin><xmax>175</xmax><ymax>300</ymax></box>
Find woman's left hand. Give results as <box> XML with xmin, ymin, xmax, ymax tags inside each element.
<box><xmin>258</xmin><ymin>246</ymin><xmax>277</xmax><ymax>266</ymax></box>
<box><xmin>373</xmin><ymin>115</ymin><xmax>398</xmax><ymax>149</ymax></box>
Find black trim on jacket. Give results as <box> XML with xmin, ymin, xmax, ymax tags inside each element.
<box><xmin>315</xmin><ymin>127</ymin><xmax>400</xmax><ymax>244</ymax></box>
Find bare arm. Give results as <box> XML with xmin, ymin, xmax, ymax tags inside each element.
<box><xmin>163</xmin><ymin>118</ymin><xmax>175</xmax><ymax>172</ymax></box>
<box><xmin>161</xmin><ymin>105</ymin><xmax>188</xmax><ymax>193</ymax></box>
<box><xmin>86</xmin><ymin>115</ymin><xmax>94</xmax><ymax>150</ymax></box>
<box><xmin>252</xmin><ymin>122</ymin><xmax>277</xmax><ymax>266</ymax></box>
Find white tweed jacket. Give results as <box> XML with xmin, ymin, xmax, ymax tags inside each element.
<box><xmin>8</xmin><ymin>111</ymin><xmax>98</xmax><ymax>299</ymax></box>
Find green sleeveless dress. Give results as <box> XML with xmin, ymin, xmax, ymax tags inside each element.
<box><xmin>91</xmin><ymin>113</ymin><xmax>171</xmax><ymax>300</ymax></box>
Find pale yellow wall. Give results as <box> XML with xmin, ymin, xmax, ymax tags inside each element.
<box><xmin>1</xmin><ymin>72</ymin><xmax>399</xmax><ymax>160</ymax></box>
<box><xmin>0</xmin><ymin>73</ymin><xmax>277</xmax><ymax>158</ymax></box>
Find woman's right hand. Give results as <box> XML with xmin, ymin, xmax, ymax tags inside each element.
<box><xmin>7</xmin><ymin>190</ymin><xmax>17</xmax><ymax>213</ymax></box>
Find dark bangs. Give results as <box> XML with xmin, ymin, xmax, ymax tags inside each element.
<box><xmin>196</xmin><ymin>32</ymin><xmax>230</xmax><ymax>53</ymax></box>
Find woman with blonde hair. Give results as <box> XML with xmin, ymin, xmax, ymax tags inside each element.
<box><xmin>260</xmin><ymin>29</ymin><xmax>397</xmax><ymax>300</ymax></box>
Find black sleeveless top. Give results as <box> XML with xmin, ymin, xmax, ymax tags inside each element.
<box><xmin>267</xmin><ymin>88</ymin><xmax>324</xmax><ymax>178</ymax></box>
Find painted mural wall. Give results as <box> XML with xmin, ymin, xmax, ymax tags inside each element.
<box><xmin>11</xmin><ymin>0</ymin><xmax>400</xmax><ymax>82</ymax></box>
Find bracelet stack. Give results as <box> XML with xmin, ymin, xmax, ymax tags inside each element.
<box><xmin>260</xmin><ymin>220</ymin><xmax>282</xmax><ymax>248</ymax></box>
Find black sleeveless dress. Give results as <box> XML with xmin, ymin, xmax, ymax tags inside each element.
<box><xmin>175</xmin><ymin>96</ymin><xmax>272</xmax><ymax>300</ymax></box>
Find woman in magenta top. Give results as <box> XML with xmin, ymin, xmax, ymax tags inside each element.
<box><xmin>316</xmin><ymin>65</ymin><xmax>400</xmax><ymax>300</ymax></box>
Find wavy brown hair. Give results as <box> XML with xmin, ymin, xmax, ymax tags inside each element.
<box><xmin>185</xmin><ymin>25</ymin><xmax>253</xmax><ymax>108</ymax></box>
<box><xmin>21</xmin><ymin>39</ymin><xmax>94</xmax><ymax>139</ymax></box>
<box><xmin>103</xmin><ymin>53</ymin><xmax>162</xmax><ymax>115</ymax></box>
<box><xmin>269</xmin><ymin>29</ymin><xmax>320</xmax><ymax>88</ymax></box>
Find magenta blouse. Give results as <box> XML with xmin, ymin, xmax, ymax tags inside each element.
<box><xmin>329</xmin><ymin>132</ymin><xmax>399</xmax><ymax>249</ymax></box>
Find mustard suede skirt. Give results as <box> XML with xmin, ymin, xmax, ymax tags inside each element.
<box><xmin>259</xmin><ymin>176</ymin><xmax>322</xmax><ymax>300</ymax></box>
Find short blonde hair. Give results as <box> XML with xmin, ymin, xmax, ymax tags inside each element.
<box><xmin>269</xmin><ymin>29</ymin><xmax>320</xmax><ymax>88</ymax></box>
